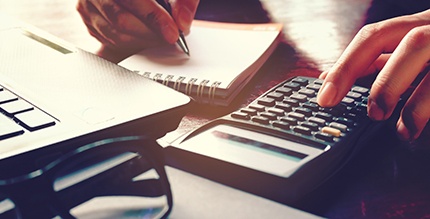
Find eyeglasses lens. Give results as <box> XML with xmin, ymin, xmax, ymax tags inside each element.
<box><xmin>0</xmin><ymin>196</ymin><xmax>20</xmax><ymax>219</ymax></box>
<box><xmin>51</xmin><ymin>150</ymin><xmax>170</xmax><ymax>219</ymax></box>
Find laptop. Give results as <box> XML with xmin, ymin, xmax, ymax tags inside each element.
<box><xmin>0</xmin><ymin>14</ymin><xmax>191</xmax><ymax>173</ymax></box>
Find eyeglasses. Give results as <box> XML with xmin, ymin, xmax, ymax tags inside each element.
<box><xmin>0</xmin><ymin>136</ymin><xmax>173</xmax><ymax>219</ymax></box>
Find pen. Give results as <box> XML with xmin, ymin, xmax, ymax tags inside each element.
<box><xmin>156</xmin><ymin>0</ymin><xmax>190</xmax><ymax>56</ymax></box>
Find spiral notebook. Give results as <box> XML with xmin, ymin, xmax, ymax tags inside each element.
<box><xmin>119</xmin><ymin>20</ymin><xmax>282</xmax><ymax>106</ymax></box>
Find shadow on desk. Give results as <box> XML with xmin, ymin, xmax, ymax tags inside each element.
<box><xmin>301</xmin><ymin>122</ymin><xmax>430</xmax><ymax>219</ymax></box>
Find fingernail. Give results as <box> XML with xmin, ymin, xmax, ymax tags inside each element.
<box><xmin>396</xmin><ymin>120</ymin><xmax>411</xmax><ymax>141</ymax></box>
<box><xmin>317</xmin><ymin>81</ymin><xmax>337</xmax><ymax>106</ymax></box>
<box><xmin>367</xmin><ymin>98</ymin><xmax>385</xmax><ymax>120</ymax></box>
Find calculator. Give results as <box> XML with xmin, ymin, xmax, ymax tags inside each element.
<box><xmin>165</xmin><ymin>76</ymin><xmax>392</xmax><ymax>205</ymax></box>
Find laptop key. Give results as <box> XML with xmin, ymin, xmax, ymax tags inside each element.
<box><xmin>15</xmin><ymin>109</ymin><xmax>55</xmax><ymax>131</ymax></box>
<box><xmin>0</xmin><ymin>90</ymin><xmax>18</xmax><ymax>104</ymax></box>
<box><xmin>0</xmin><ymin>99</ymin><xmax>34</xmax><ymax>115</ymax></box>
<box><xmin>0</xmin><ymin>114</ymin><xmax>24</xmax><ymax>139</ymax></box>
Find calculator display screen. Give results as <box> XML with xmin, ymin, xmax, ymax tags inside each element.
<box><xmin>178</xmin><ymin>124</ymin><xmax>324</xmax><ymax>177</ymax></box>
<box><xmin>211</xmin><ymin>130</ymin><xmax>307</xmax><ymax>162</ymax></box>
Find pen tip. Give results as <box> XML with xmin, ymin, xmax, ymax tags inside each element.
<box><xmin>177</xmin><ymin>36</ymin><xmax>190</xmax><ymax>56</ymax></box>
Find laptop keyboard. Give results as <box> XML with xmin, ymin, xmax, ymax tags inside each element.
<box><xmin>0</xmin><ymin>86</ymin><xmax>55</xmax><ymax>140</ymax></box>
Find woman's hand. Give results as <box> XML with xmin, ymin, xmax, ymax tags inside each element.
<box><xmin>77</xmin><ymin>0</ymin><xmax>199</xmax><ymax>59</ymax></box>
<box><xmin>317</xmin><ymin>9</ymin><xmax>430</xmax><ymax>141</ymax></box>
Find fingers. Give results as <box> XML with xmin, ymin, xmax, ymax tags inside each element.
<box><xmin>317</xmin><ymin>10</ymin><xmax>430</xmax><ymax>141</ymax></box>
<box><xmin>317</xmin><ymin>13</ymin><xmax>430</xmax><ymax>107</ymax></box>
<box><xmin>114</xmin><ymin>0</ymin><xmax>179</xmax><ymax>44</ymax></box>
<box><xmin>319</xmin><ymin>54</ymin><xmax>391</xmax><ymax>80</ymax></box>
<box><xmin>365</xmin><ymin>54</ymin><xmax>391</xmax><ymax>76</ymax></box>
<box><xmin>77</xmin><ymin>0</ymin><xmax>199</xmax><ymax>51</ymax></box>
<box><xmin>397</xmin><ymin>73</ymin><xmax>430</xmax><ymax>141</ymax></box>
<box><xmin>368</xmin><ymin>25</ymin><xmax>430</xmax><ymax>122</ymax></box>
<box><xmin>319</xmin><ymin>71</ymin><xmax>328</xmax><ymax>79</ymax></box>
<box><xmin>77</xmin><ymin>0</ymin><xmax>161</xmax><ymax>52</ymax></box>
<box><xmin>92</xmin><ymin>0</ymin><xmax>154</xmax><ymax>38</ymax></box>
<box><xmin>170</xmin><ymin>0</ymin><xmax>200</xmax><ymax>35</ymax></box>
<box><xmin>77</xmin><ymin>3</ymin><xmax>116</xmax><ymax>46</ymax></box>
<box><xmin>78</xmin><ymin>0</ymin><xmax>191</xmax><ymax>53</ymax></box>
<box><xmin>375</xmin><ymin>24</ymin><xmax>430</xmax><ymax>141</ymax></box>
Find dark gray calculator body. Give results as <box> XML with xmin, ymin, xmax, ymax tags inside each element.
<box><xmin>165</xmin><ymin>76</ymin><xmax>387</xmax><ymax>205</ymax></box>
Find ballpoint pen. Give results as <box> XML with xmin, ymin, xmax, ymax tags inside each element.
<box><xmin>156</xmin><ymin>0</ymin><xmax>190</xmax><ymax>56</ymax></box>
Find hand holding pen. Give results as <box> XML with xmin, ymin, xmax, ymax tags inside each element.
<box><xmin>76</xmin><ymin>0</ymin><xmax>199</xmax><ymax>60</ymax></box>
<box><xmin>156</xmin><ymin>0</ymin><xmax>190</xmax><ymax>55</ymax></box>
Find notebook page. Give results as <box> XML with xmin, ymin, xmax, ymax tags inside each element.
<box><xmin>119</xmin><ymin>20</ymin><xmax>282</xmax><ymax>91</ymax></box>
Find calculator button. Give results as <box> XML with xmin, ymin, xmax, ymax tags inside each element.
<box><xmin>315</xmin><ymin>132</ymin><xmax>334</xmax><ymax>142</ymax></box>
<box><xmin>249</xmin><ymin>104</ymin><xmax>265</xmax><ymax>112</ymax></box>
<box><xmin>275</xmin><ymin>103</ymin><xmax>292</xmax><ymax>112</ymax></box>
<box><xmin>293</xmin><ymin>126</ymin><xmax>312</xmax><ymax>136</ymax></box>
<box><xmin>290</xmin><ymin>94</ymin><xmax>307</xmax><ymax>102</ymax></box>
<box><xmin>298</xmin><ymin>89</ymin><xmax>315</xmax><ymax>97</ymax></box>
<box><xmin>341</xmin><ymin>97</ymin><xmax>355</xmax><ymax>106</ymax></box>
<box><xmin>351</xmin><ymin>86</ymin><xmax>369</xmax><ymax>94</ymax></box>
<box><xmin>252</xmin><ymin>116</ymin><xmax>270</xmax><ymax>125</ymax></box>
<box><xmin>231</xmin><ymin>112</ymin><xmax>250</xmax><ymax>120</ymax></box>
<box><xmin>287</xmin><ymin>112</ymin><xmax>306</xmax><ymax>121</ymax></box>
<box><xmin>302</xmin><ymin>102</ymin><xmax>319</xmax><ymax>111</ymax></box>
<box><xmin>268</xmin><ymin>108</ymin><xmax>285</xmax><ymax>116</ymax></box>
<box><xmin>240</xmin><ymin>108</ymin><xmax>258</xmax><ymax>116</ymax></box>
<box><xmin>295</xmin><ymin>107</ymin><xmax>313</xmax><ymax>117</ymax></box>
<box><xmin>345</xmin><ymin>112</ymin><xmax>358</xmax><ymax>119</ymax></box>
<box><xmin>272</xmin><ymin>121</ymin><xmax>290</xmax><ymax>130</ymax></box>
<box><xmin>291</xmin><ymin>77</ymin><xmax>309</xmax><ymax>86</ymax></box>
<box><xmin>281</xmin><ymin>117</ymin><xmax>298</xmax><ymax>125</ymax></box>
<box><xmin>329</xmin><ymin>122</ymin><xmax>348</xmax><ymax>132</ymax></box>
<box><xmin>315</xmin><ymin>112</ymin><xmax>332</xmax><ymax>121</ymax></box>
<box><xmin>308</xmin><ymin>97</ymin><xmax>318</xmax><ymax>104</ymax></box>
<box><xmin>257</xmin><ymin>97</ymin><xmax>276</xmax><ymax>107</ymax></box>
<box><xmin>275</xmin><ymin>87</ymin><xmax>293</xmax><ymax>95</ymax></box>
<box><xmin>260</xmin><ymin>112</ymin><xmax>278</xmax><ymax>120</ymax></box>
<box><xmin>347</xmin><ymin>91</ymin><xmax>362</xmax><ymax>99</ymax></box>
<box><xmin>308</xmin><ymin>117</ymin><xmax>326</xmax><ymax>126</ymax></box>
<box><xmin>283</xmin><ymin>98</ymin><xmax>300</xmax><ymax>107</ymax></box>
<box><xmin>321</xmin><ymin>126</ymin><xmax>341</xmax><ymax>137</ymax></box>
<box><xmin>284</xmin><ymin>82</ymin><xmax>301</xmax><ymax>91</ymax></box>
<box><xmin>313</xmin><ymin>79</ymin><xmax>324</xmax><ymax>85</ymax></box>
<box><xmin>306</xmin><ymin>84</ymin><xmax>321</xmax><ymax>91</ymax></box>
<box><xmin>266</xmin><ymin>92</ymin><xmax>285</xmax><ymax>101</ymax></box>
<box><xmin>301</xmin><ymin>122</ymin><xmax>319</xmax><ymax>131</ymax></box>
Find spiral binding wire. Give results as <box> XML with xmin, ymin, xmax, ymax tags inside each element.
<box><xmin>139</xmin><ymin>71</ymin><xmax>221</xmax><ymax>104</ymax></box>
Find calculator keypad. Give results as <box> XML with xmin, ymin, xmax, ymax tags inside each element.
<box><xmin>230</xmin><ymin>77</ymin><xmax>369</xmax><ymax>147</ymax></box>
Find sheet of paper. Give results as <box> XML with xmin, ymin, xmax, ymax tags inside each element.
<box><xmin>119</xmin><ymin>20</ymin><xmax>282</xmax><ymax>90</ymax></box>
